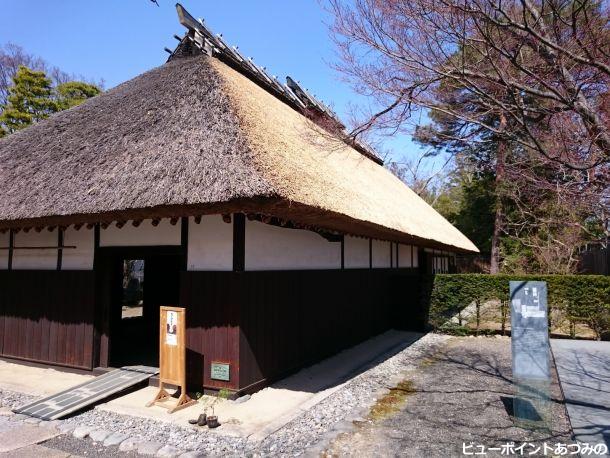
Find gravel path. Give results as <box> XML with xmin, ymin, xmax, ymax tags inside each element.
<box><xmin>0</xmin><ymin>332</ymin><xmax>449</xmax><ymax>456</ymax></box>
<box><xmin>323</xmin><ymin>336</ymin><xmax>573</xmax><ymax>457</ymax></box>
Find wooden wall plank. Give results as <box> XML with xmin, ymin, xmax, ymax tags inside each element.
<box><xmin>180</xmin><ymin>268</ymin><xmax>420</xmax><ymax>394</ymax></box>
<box><xmin>0</xmin><ymin>271</ymin><xmax>95</xmax><ymax>370</ymax></box>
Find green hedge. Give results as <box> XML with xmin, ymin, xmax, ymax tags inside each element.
<box><xmin>422</xmin><ymin>274</ymin><xmax>610</xmax><ymax>340</ymax></box>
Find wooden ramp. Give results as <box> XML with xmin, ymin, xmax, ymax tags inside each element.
<box><xmin>13</xmin><ymin>366</ymin><xmax>159</xmax><ymax>420</ymax></box>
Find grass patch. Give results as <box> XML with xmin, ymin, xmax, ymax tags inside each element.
<box><xmin>368</xmin><ymin>380</ymin><xmax>416</xmax><ymax>421</ymax></box>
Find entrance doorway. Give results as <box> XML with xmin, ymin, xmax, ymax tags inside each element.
<box><xmin>98</xmin><ymin>247</ymin><xmax>181</xmax><ymax>368</ymax></box>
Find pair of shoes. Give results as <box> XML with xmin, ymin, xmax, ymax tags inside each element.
<box><xmin>188</xmin><ymin>413</ymin><xmax>207</xmax><ymax>426</ymax></box>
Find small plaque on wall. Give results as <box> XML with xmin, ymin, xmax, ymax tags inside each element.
<box><xmin>211</xmin><ymin>362</ymin><xmax>230</xmax><ymax>381</ymax></box>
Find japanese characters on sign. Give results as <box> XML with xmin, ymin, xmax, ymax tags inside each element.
<box><xmin>510</xmin><ymin>281</ymin><xmax>551</xmax><ymax>382</ymax></box>
<box><xmin>165</xmin><ymin>310</ymin><xmax>178</xmax><ymax>346</ymax></box>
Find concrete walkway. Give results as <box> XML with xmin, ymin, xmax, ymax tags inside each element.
<box><xmin>551</xmin><ymin>339</ymin><xmax>610</xmax><ymax>454</ymax></box>
<box><xmin>0</xmin><ymin>412</ymin><xmax>66</xmax><ymax>457</ymax></box>
<box><xmin>97</xmin><ymin>329</ymin><xmax>419</xmax><ymax>439</ymax></box>
<box><xmin>0</xmin><ymin>361</ymin><xmax>92</xmax><ymax>397</ymax></box>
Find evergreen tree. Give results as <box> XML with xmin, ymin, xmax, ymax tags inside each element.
<box><xmin>0</xmin><ymin>65</ymin><xmax>102</xmax><ymax>135</ymax></box>
<box><xmin>0</xmin><ymin>65</ymin><xmax>58</xmax><ymax>133</ymax></box>
<box><xmin>56</xmin><ymin>81</ymin><xmax>101</xmax><ymax>110</ymax></box>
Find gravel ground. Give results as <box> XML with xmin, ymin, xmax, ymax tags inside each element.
<box><xmin>2</xmin><ymin>335</ymin><xmax>570</xmax><ymax>457</ymax></box>
<box><xmin>41</xmin><ymin>433</ymin><xmax>141</xmax><ymax>458</ymax></box>
<box><xmin>0</xmin><ymin>332</ymin><xmax>449</xmax><ymax>456</ymax></box>
<box><xmin>323</xmin><ymin>336</ymin><xmax>573</xmax><ymax>457</ymax></box>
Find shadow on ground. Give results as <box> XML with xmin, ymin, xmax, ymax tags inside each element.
<box><xmin>324</xmin><ymin>336</ymin><xmax>573</xmax><ymax>458</ymax></box>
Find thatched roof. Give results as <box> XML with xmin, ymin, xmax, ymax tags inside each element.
<box><xmin>0</xmin><ymin>55</ymin><xmax>478</xmax><ymax>253</ymax></box>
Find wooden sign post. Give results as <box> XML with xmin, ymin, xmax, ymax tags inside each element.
<box><xmin>147</xmin><ymin>306</ymin><xmax>196</xmax><ymax>413</ymax></box>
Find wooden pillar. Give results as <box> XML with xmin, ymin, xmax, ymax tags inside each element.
<box><xmin>396</xmin><ymin>243</ymin><xmax>399</xmax><ymax>268</ymax></box>
<box><xmin>57</xmin><ymin>228</ymin><xmax>64</xmax><ymax>271</ymax></box>
<box><xmin>7</xmin><ymin>229</ymin><xmax>13</xmax><ymax>271</ymax></box>
<box><xmin>180</xmin><ymin>217</ymin><xmax>189</xmax><ymax>271</ymax></box>
<box><xmin>233</xmin><ymin>213</ymin><xmax>245</xmax><ymax>272</ymax></box>
<box><xmin>92</xmin><ymin>223</ymin><xmax>106</xmax><ymax>368</ymax></box>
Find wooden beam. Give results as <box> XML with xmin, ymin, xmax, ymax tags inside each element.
<box><xmin>0</xmin><ymin>246</ymin><xmax>77</xmax><ymax>250</ymax></box>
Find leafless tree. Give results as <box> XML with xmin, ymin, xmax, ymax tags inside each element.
<box><xmin>388</xmin><ymin>149</ymin><xmax>454</xmax><ymax>203</ymax></box>
<box><xmin>328</xmin><ymin>0</ymin><xmax>610</xmax><ymax>171</ymax></box>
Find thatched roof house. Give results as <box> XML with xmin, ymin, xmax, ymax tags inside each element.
<box><xmin>0</xmin><ymin>34</ymin><xmax>476</xmax><ymax>253</ymax></box>
<box><xmin>0</xmin><ymin>4</ymin><xmax>477</xmax><ymax>395</ymax></box>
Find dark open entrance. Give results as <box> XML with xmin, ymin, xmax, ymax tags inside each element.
<box><xmin>97</xmin><ymin>246</ymin><xmax>181</xmax><ymax>368</ymax></box>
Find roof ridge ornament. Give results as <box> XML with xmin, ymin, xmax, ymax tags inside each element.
<box><xmin>172</xmin><ymin>2</ymin><xmax>382</xmax><ymax>165</ymax></box>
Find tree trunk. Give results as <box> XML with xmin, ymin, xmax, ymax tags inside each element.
<box><xmin>490</xmin><ymin>115</ymin><xmax>507</xmax><ymax>274</ymax></box>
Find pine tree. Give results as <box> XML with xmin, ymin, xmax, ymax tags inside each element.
<box><xmin>0</xmin><ymin>65</ymin><xmax>58</xmax><ymax>133</ymax></box>
<box><xmin>56</xmin><ymin>81</ymin><xmax>101</xmax><ymax>110</ymax></box>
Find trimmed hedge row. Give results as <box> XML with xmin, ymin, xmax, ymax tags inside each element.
<box><xmin>422</xmin><ymin>274</ymin><xmax>610</xmax><ymax>340</ymax></box>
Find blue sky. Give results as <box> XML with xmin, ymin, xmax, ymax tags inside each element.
<box><xmin>0</xmin><ymin>0</ymin><xmax>430</xmax><ymax>165</ymax></box>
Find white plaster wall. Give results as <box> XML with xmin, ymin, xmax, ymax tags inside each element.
<box><xmin>372</xmin><ymin>240</ymin><xmax>391</xmax><ymax>268</ymax></box>
<box><xmin>188</xmin><ymin>215</ymin><xmax>233</xmax><ymax>271</ymax></box>
<box><xmin>344</xmin><ymin>236</ymin><xmax>369</xmax><ymax>269</ymax></box>
<box><xmin>63</xmin><ymin>227</ymin><xmax>94</xmax><ymax>270</ymax></box>
<box><xmin>100</xmin><ymin>219</ymin><xmax>180</xmax><ymax>247</ymax></box>
<box><xmin>412</xmin><ymin>246</ymin><xmax>419</xmax><ymax>268</ymax></box>
<box><xmin>398</xmin><ymin>244</ymin><xmax>413</xmax><ymax>268</ymax></box>
<box><xmin>12</xmin><ymin>229</ymin><xmax>58</xmax><ymax>270</ymax></box>
<box><xmin>245</xmin><ymin>220</ymin><xmax>341</xmax><ymax>270</ymax></box>
<box><xmin>0</xmin><ymin>232</ymin><xmax>8</xmax><ymax>269</ymax></box>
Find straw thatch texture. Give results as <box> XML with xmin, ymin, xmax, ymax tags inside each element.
<box><xmin>210</xmin><ymin>59</ymin><xmax>478</xmax><ymax>253</ymax></box>
<box><xmin>0</xmin><ymin>55</ymin><xmax>477</xmax><ymax>252</ymax></box>
<box><xmin>0</xmin><ymin>57</ymin><xmax>273</xmax><ymax>221</ymax></box>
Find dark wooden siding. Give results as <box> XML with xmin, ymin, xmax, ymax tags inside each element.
<box><xmin>180</xmin><ymin>272</ymin><xmax>240</xmax><ymax>391</ymax></box>
<box><xmin>579</xmin><ymin>247</ymin><xmax>609</xmax><ymax>275</ymax></box>
<box><xmin>0</xmin><ymin>271</ymin><xmax>95</xmax><ymax>370</ymax></box>
<box><xmin>180</xmin><ymin>268</ymin><xmax>420</xmax><ymax>393</ymax></box>
<box><xmin>237</xmin><ymin>269</ymin><xmax>419</xmax><ymax>392</ymax></box>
